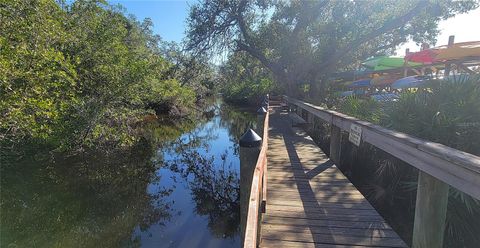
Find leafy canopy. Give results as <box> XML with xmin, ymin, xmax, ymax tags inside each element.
<box><xmin>186</xmin><ymin>0</ymin><xmax>478</xmax><ymax>96</ymax></box>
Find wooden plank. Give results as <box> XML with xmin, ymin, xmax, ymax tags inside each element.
<box><xmin>330</xmin><ymin>123</ymin><xmax>342</xmax><ymax>165</ymax></box>
<box><xmin>412</xmin><ymin>171</ymin><xmax>449</xmax><ymax>248</ymax></box>
<box><xmin>262</xmin><ymin>231</ymin><xmax>407</xmax><ymax>247</ymax></box>
<box><xmin>267</xmin><ymin>168</ymin><xmax>339</xmax><ymax>175</ymax></box>
<box><xmin>289</xmin><ymin>112</ymin><xmax>307</xmax><ymax>125</ymax></box>
<box><xmin>268</xmin><ymin>196</ymin><xmax>368</xmax><ymax>205</ymax></box>
<box><xmin>284</xmin><ymin>95</ymin><xmax>480</xmax><ymax>200</ymax></box>
<box><xmin>260</xmin><ymin>106</ymin><xmax>407</xmax><ymax>248</ymax></box>
<box><xmin>267</xmin><ymin>176</ymin><xmax>351</xmax><ymax>184</ymax></box>
<box><xmin>267</xmin><ymin>187</ymin><xmax>363</xmax><ymax>196</ymax></box>
<box><xmin>263</xmin><ymin>215</ymin><xmax>390</xmax><ymax>230</ymax></box>
<box><xmin>262</xmin><ymin>223</ymin><xmax>400</xmax><ymax>238</ymax></box>
<box><xmin>268</xmin><ymin>169</ymin><xmax>346</xmax><ymax>177</ymax></box>
<box><xmin>267</xmin><ymin>178</ymin><xmax>356</xmax><ymax>185</ymax></box>
<box><xmin>266</xmin><ymin>210</ymin><xmax>384</xmax><ymax>222</ymax></box>
<box><xmin>261</xmin><ymin>239</ymin><xmax>359</xmax><ymax>248</ymax></box>
<box><xmin>262</xmin><ymin>159</ymin><xmax>267</xmax><ymax>213</ymax></box>
<box><xmin>361</xmin><ymin>124</ymin><xmax>480</xmax><ymax>200</ymax></box>
<box><xmin>266</xmin><ymin>170</ymin><xmax>350</xmax><ymax>178</ymax></box>
<box><xmin>266</xmin><ymin>183</ymin><xmax>358</xmax><ymax>192</ymax></box>
<box><xmin>268</xmin><ymin>199</ymin><xmax>374</xmax><ymax>210</ymax></box>
<box><xmin>244</xmin><ymin>110</ymin><xmax>270</xmax><ymax>248</ymax></box>
<box><xmin>266</xmin><ymin>204</ymin><xmax>381</xmax><ymax>217</ymax></box>
<box><xmin>267</xmin><ymin>190</ymin><xmax>367</xmax><ymax>200</ymax></box>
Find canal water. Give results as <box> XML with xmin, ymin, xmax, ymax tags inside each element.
<box><xmin>1</xmin><ymin>99</ymin><xmax>256</xmax><ymax>247</ymax></box>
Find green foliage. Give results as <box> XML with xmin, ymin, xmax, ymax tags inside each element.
<box><xmin>337</xmin><ymin>76</ymin><xmax>480</xmax><ymax>155</ymax></box>
<box><xmin>384</xmin><ymin>76</ymin><xmax>480</xmax><ymax>155</ymax></box>
<box><xmin>187</xmin><ymin>0</ymin><xmax>478</xmax><ymax>98</ymax></box>
<box><xmin>160</xmin><ymin>41</ymin><xmax>219</xmax><ymax>98</ymax></box>
<box><xmin>220</xmin><ymin>51</ymin><xmax>276</xmax><ymax>104</ymax></box>
<box><xmin>222</xmin><ymin>78</ymin><xmax>273</xmax><ymax>104</ymax></box>
<box><xmin>335</xmin><ymin>76</ymin><xmax>480</xmax><ymax>247</ymax></box>
<box><xmin>0</xmin><ymin>0</ymin><xmax>198</xmax><ymax>151</ymax></box>
<box><xmin>338</xmin><ymin>97</ymin><xmax>386</xmax><ymax>124</ymax></box>
<box><xmin>0</xmin><ymin>0</ymin><xmax>78</xmax><ymax>144</ymax></box>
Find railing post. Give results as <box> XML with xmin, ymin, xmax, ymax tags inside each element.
<box><xmin>329</xmin><ymin>119</ymin><xmax>342</xmax><ymax>165</ymax></box>
<box><xmin>412</xmin><ymin>172</ymin><xmax>449</xmax><ymax>248</ymax></box>
<box><xmin>444</xmin><ymin>35</ymin><xmax>455</xmax><ymax>76</ymax></box>
<box><xmin>256</xmin><ymin>107</ymin><xmax>267</xmax><ymax>138</ymax></box>
<box><xmin>239</xmin><ymin>129</ymin><xmax>262</xmax><ymax>241</ymax></box>
<box><xmin>306</xmin><ymin>112</ymin><xmax>314</xmax><ymax>131</ymax></box>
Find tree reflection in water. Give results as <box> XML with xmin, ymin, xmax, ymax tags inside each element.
<box><xmin>157</xmin><ymin>101</ymin><xmax>256</xmax><ymax>240</ymax></box>
<box><xmin>167</xmin><ymin>148</ymin><xmax>240</xmax><ymax>238</ymax></box>
<box><xmin>1</xmin><ymin>98</ymin><xmax>257</xmax><ymax>247</ymax></box>
<box><xmin>1</xmin><ymin>139</ymin><xmax>175</xmax><ymax>248</ymax></box>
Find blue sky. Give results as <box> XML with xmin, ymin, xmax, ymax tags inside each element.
<box><xmin>109</xmin><ymin>0</ymin><xmax>195</xmax><ymax>43</ymax></box>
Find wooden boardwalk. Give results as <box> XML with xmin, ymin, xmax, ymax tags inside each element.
<box><xmin>259</xmin><ymin>106</ymin><xmax>407</xmax><ymax>248</ymax></box>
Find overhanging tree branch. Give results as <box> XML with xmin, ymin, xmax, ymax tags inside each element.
<box><xmin>317</xmin><ymin>1</ymin><xmax>429</xmax><ymax>71</ymax></box>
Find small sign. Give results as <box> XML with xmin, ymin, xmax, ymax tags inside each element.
<box><xmin>349</xmin><ymin>124</ymin><xmax>362</xmax><ymax>146</ymax></box>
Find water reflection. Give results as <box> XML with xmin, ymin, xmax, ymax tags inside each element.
<box><xmin>137</xmin><ymin>99</ymin><xmax>256</xmax><ymax>247</ymax></box>
<box><xmin>1</xmin><ymin>98</ymin><xmax>256</xmax><ymax>247</ymax></box>
<box><xmin>1</xmin><ymin>140</ymin><xmax>173</xmax><ymax>247</ymax></box>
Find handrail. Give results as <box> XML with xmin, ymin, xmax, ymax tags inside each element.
<box><xmin>243</xmin><ymin>106</ymin><xmax>269</xmax><ymax>248</ymax></box>
<box><xmin>284</xmin><ymin>95</ymin><xmax>480</xmax><ymax>200</ymax></box>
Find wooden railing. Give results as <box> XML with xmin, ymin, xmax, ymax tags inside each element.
<box><xmin>243</xmin><ymin>106</ymin><xmax>269</xmax><ymax>248</ymax></box>
<box><xmin>284</xmin><ymin>95</ymin><xmax>480</xmax><ymax>248</ymax></box>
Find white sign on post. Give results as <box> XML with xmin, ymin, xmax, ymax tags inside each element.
<box><xmin>349</xmin><ymin>124</ymin><xmax>362</xmax><ymax>146</ymax></box>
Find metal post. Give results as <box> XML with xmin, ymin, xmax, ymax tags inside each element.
<box><xmin>239</xmin><ymin>129</ymin><xmax>262</xmax><ymax>240</ymax></box>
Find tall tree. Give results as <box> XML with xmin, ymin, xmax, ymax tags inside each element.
<box><xmin>1</xmin><ymin>0</ymin><xmax>196</xmax><ymax>150</ymax></box>
<box><xmin>186</xmin><ymin>0</ymin><xmax>478</xmax><ymax>97</ymax></box>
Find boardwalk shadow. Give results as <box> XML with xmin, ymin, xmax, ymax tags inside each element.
<box><xmin>282</xmin><ymin>132</ymin><xmax>336</xmax><ymax>247</ymax></box>
<box><xmin>305</xmin><ymin>159</ymin><xmax>334</xmax><ymax>179</ymax></box>
<box><xmin>261</xmin><ymin>107</ymin><xmax>403</xmax><ymax>247</ymax></box>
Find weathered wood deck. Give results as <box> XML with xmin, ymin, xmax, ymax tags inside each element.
<box><xmin>259</xmin><ymin>106</ymin><xmax>407</xmax><ymax>248</ymax></box>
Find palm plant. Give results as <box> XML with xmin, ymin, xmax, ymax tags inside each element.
<box><xmin>329</xmin><ymin>75</ymin><xmax>480</xmax><ymax>247</ymax></box>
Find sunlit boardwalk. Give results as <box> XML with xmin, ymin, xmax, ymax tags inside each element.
<box><xmin>259</xmin><ymin>107</ymin><xmax>407</xmax><ymax>248</ymax></box>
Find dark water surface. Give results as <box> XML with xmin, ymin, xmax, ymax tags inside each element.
<box><xmin>1</xmin><ymin>99</ymin><xmax>256</xmax><ymax>248</ymax></box>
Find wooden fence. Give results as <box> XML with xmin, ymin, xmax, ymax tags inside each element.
<box><xmin>284</xmin><ymin>95</ymin><xmax>480</xmax><ymax>248</ymax></box>
<box><xmin>243</xmin><ymin>106</ymin><xmax>269</xmax><ymax>248</ymax></box>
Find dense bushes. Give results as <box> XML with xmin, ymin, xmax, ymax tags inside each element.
<box><xmin>337</xmin><ymin>75</ymin><xmax>480</xmax><ymax>155</ymax></box>
<box><xmin>0</xmin><ymin>0</ymin><xmax>196</xmax><ymax>151</ymax></box>
<box><xmin>219</xmin><ymin>51</ymin><xmax>276</xmax><ymax>105</ymax></box>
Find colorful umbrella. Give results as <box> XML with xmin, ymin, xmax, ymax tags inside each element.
<box><xmin>391</xmin><ymin>76</ymin><xmax>431</xmax><ymax>89</ymax></box>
